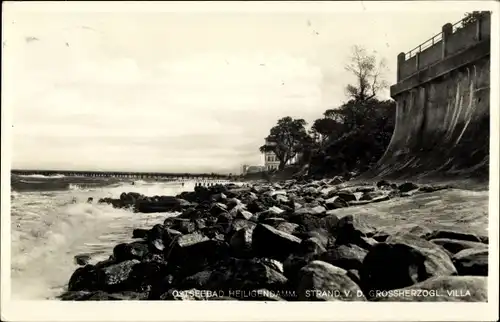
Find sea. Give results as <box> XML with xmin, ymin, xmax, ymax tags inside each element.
<box><xmin>9</xmin><ymin>173</ymin><xmax>229</xmax><ymax>300</ymax></box>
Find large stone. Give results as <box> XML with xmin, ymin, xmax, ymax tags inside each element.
<box><xmin>275</xmin><ymin>221</ymin><xmax>300</xmax><ymax>235</ymax></box>
<box><xmin>68</xmin><ymin>264</ymin><xmax>104</xmax><ymax>292</ymax></box>
<box><xmin>360</xmin><ymin>234</ymin><xmax>456</xmax><ymax>297</ymax></box>
<box><xmin>229</xmin><ymin>225</ymin><xmax>256</xmax><ymax>258</ymax></box>
<box><xmin>294</xmin><ymin>205</ymin><xmax>327</xmax><ymax>216</ymax></box>
<box><xmin>180</xmin><ymin>258</ymin><xmax>288</xmax><ymax>297</ymax></box>
<box><xmin>423</xmin><ymin>229</ymin><xmax>484</xmax><ymax>243</ymax></box>
<box><xmin>132</xmin><ymin>228</ymin><xmax>149</xmax><ymax>239</ymax></box>
<box><xmin>335</xmin><ymin>191</ymin><xmax>357</xmax><ymax>202</ymax></box>
<box><xmin>332</xmin><ymin>214</ymin><xmax>377</xmax><ymax>245</ymax></box>
<box><xmin>168</xmin><ymin>232</ymin><xmax>229</xmax><ymax>276</ymax></box>
<box><xmin>113</xmin><ymin>242</ymin><xmax>149</xmax><ymax>262</ymax></box>
<box><xmin>318</xmin><ymin>244</ymin><xmax>368</xmax><ymax>271</ymax></box>
<box><xmin>452</xmin><ymin>248</ymin><xmax>488</xmax><ymax>276</ymax></box>
<box><xmin>252</xmin><ymin>224</ymin><xmax>302</xmax><ymax>261</ymax></box>
<box><xmin>398</xmin><ymin>182</ymin><xmax>419</xmax><ymax>193</ymax></box>
<box><xmin>372</xmin><ymin>276</ymin><xmax>487</xmax><ymax>302</ymax></box>
<box><xmin>229</xmin><ymin>206</ymin><xmax>253</xmax><ymax>220</ymax></box>
<box><xmin>324</xmin><ymin>196</ymin><xmax>349</xmax><ymax>210</ymax></box>
<box><xmin>386</xmin><ymin>234</ymin><xmax>457</xmax><ymax>276</ymax></box>
<box><xmin>170</xmin><ymin>218</ymin><xmax>196</xmax><ymax>234</ymax></box>
<box><xmin>100</xmin><ymin>260</ymin><xmax>141</xmax><ymax>292</ymax></box>
<box><xmin>296</xmin><ymin>261</ymin><xmax>366</xmax><ymax>301</ymax></box>
<box><xmin>360</xmin><ymin>243</ymin><xmax>427</xmax><ymax>296</ymax></box>
<box><xmin>430</xmin><ymin>238</ymin><xmax>488</xmax><ymax>255</ymax></box>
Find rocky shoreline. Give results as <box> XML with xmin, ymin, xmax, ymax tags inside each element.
<box><xmin>60</xmin><ymin>178</ymin><xmax>488</xmax><ymax>301</ymax></box>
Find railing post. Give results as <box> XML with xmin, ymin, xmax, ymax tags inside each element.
<box><xmin>415</xmin><ymin>52</ymin><xmax>420</xmax><ymax>72</ymax></box>
<box><xmin>397</xmin><ymin>52</ymin><xmax>405</xmax><ymax>82</ymax></box>
<box><xmin>476</xmin><ymin>16</ymin><xmax>482</xmax><ymax>41</ymax></box>
<box><xmin>442</xmin><ymin>23</ymin><xmax>453</xmax><ymax>58</ymax></box>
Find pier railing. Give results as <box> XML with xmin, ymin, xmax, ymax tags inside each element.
<box><xmin>397</xmin><ymin>12</ymin><xmax>491</xmax><ymax>82</ymax></box>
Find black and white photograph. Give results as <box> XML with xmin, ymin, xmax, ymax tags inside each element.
<box><xmin>1</xmin><ymin>1</ymin><xmax>499</xmax><ymax>321</ymax></box>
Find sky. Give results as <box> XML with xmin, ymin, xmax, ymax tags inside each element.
<box><xmin>2</xmin><ymin>2</ymin><xmax>477</xmax><ymax>173</ymax></box>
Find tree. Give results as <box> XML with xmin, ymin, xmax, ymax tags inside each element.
<box><xmin>462</xmin><ymin>11</ymin><xmax>490</xmax><ymax>27</ymax></box>
<box><xmin>311</xmin><ymin>117</ymin><xmax>344</xmax><ymax>145</ymax></box>
<box><xmin>259</xmin><ymin>117</ymin><xmax>309</xmax><ymax>170</ymax></box>
<box><xmin>344</xmin><ymin>45</ymin><xmax>389</xmax><ymax>102</ymax></box>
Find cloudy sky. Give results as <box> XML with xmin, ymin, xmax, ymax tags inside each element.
<box><xmin>3</xmin><ymin>2</ymin><xmax>481</xmax><ymax>173</ymax></box>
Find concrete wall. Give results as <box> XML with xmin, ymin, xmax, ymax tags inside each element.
<box><xmin>398</xmin><ymin>13</ymin><xmax>491</xmax><ymax>81</ymax></box>
<box><xmin>378</xmin><ymin>56</ymin><xmax>489</xmax><ymax>179</ymax></box>
<box><xmin>369</xmin><ymin>14</ymin><xmax>491</xmax><ymax>181</ymax></box>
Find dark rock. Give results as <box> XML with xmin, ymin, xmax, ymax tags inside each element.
<box><xmin>319</xmin><ymin>244</ymin><xmax>368</xmax><ymax>270</ymax></box>
<box><xmin>346</xmin><ymin>269</ymin><xmax>361</xmax><ymax>285</ymax></box>
<box><xmin>371</xmin><ymin>276</ymin><xmax>487</xmax><ymax>302</ymax></box>
<box><xmin>229</xmin><ymin>206</ymin><xmax>253</xmax><ymax>220</ymax></box>
<box><xmin>423</xmin><ymin>229</ymin><xmax>483</xmax><ymax>243</ymax></box>
<box><xmin>68</xmin><ymin>265</ymin><xmax>102</xmax><ymax>292</ymax></box>
<box><xmin>113</xmin><ymin>242</ymin><xmax>149</xmax><ymax>262</ymax></box>
<box><xmin>289</xmin><ymin>213</ymin><xmax>326</xmax><ymax>232</ymax></box>
<box><xmin>418</xmin><ymin>185</ymin><xmax>452</xmax><ymax>193</ymax></box>
<box><xmin>386</xmin><ymin>234</ymin><xmax>457</xmax><ymax>277</ymax></box>
<box><xmin>74</xmin><ymin>254</ymin><xmax>91</xmax><ymax>266</ymax></box>
<box><xmin>170</xmin><ymin>218</ymin><xmax>196</xmax><ymax>234</ymax></box>
<box><xmin>335</xmin><ymin>190</ymin><xmax>357</xmax><ymax>202</ymax></box>
<box><xmin>360</xmin><ymin>243</ymin><xmax>428</xmax><ymax>296</ymax></box>
<box><xmin>134</xmin><ymin>197</ymin><xmax>185</xmax><ymax>213</ymax></box>
<box><xmin>360</xmin><ymin>234</ymin><xmax>457</xmax><ymax>297</ymax></box>
<box><xmin>180</xmin><ymin>258</ymin><xmax>288</xmax><ymax>297</ymax></box>
<box><xmin>296</xmin><ymin>261</ymin><xmax>366</xmax><ymax>301</ymax></box>
<box><xmin>294</xmin><ymin>205</ymin><xmax>327</xmax><ymax>216</ymax></box>
<box><xmin>275</xmin><ymin>221</ymin><xmax>299</xmax><ymax>235</ymax></box>
<box><xmin>252</xmin><ymin>224</ymin><xmax>302</xmax><ymax>261</ymax></box>
<box><xmin>324</xmin><ymin>196</ymin><xmax>349</xmax><ymax>210</ymax></box>
<box><xmin>430</xmin><ymin>238</ymin><xmax>487</xmax><ymax>255</ymax></box>
<box><xmin>210</xmin><ymin>203</ymin><xmax>228</xmax><ymax>216</ymax></box>
<box><xmin>333</xmin><ymin>214</ymin><xmax>376</xmax><ymax>246</ymax></box>
<box><xmin>262</xmin><ymin>217</ymin><xmax>286</xmax><ymax>227</ymax></box>
<box><xmin>376</xmin><ymin>180</ymin><xmax>391</xmax><ymax>188</ymax></box>
<box><xmin>100</xmin><ymin>259</ymin><xmax>141</xmax><ymax>292</ymax></box>
<box><xmin>132</xmin><ymin>229</ymin><xmax>149</xmax><ymax>239</ymax></box>
<box><xmin>59</xmin><ymin>290</ymin><xmax>147</xmax><ymax>301</ymax></box>
<box><xmin>452</xmin><ymin>248</ymin><xmax>488</xmax><ymax>276</ymax></box>
<box><xmin>398</xmin><ymin>182</ymin><xmax>419</xmax><ymax>193</ymax></box>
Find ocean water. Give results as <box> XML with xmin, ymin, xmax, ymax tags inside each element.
<box><xmin>10</xmin><ymin>174</ymin><xmax>227</xmax><ymax>300</ymax></box>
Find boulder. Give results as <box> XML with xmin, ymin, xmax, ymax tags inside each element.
<box><xmin>335</xmin><ymin>191</ymin><xmax>357</xmax><ymax>202</ymax></box>
<box><xmin>386</xmin><ymin>234</ymin><xmax>457</xmax><ymax>277</ymax></box>
<box><xmin>324</xmin><ymin>196</ymin><xmax>349</xmax><ymax>210</ymax></box>
<box><xmin>132</xmin><ymin>229</ymin><xmax>149</xmax><ymax>239</ymax></box>
<box><xmin>398</xmin><ymin>182</ymin><xmax>419</xmax><ymax>193</ymax></box>
<box><xmin>318</xmin><ymin>244</ymin><xmax>368</xmax><ymax>271</ymax></box>
<box><xmin>275</xmin><ymin>222</ymin><xmax>300</xmax><ymax>235</ymax></box>
<box><xmin>170</xmin><ymin>218</ymin><xmax>196</xmax><ymax>234</ymax></box>
<box><xmin>423</xmin><ymin>229</ymin><xmax>484</xmax><ymax>243</ymax></box>
<box><xmin>430</xmin><ymin>238</ymin><xmax>487</xmax><ymax>255</ymax></box>
<box><xmin>252</xmin><ymin>224</ymin><xmax>302</xmax><ymax>261</ymax></box>
<box><xmin>229</xmin><ymin>206</ymin><xmax>253</xmax><ymax>220</ymax></box>
<box><xmin>332</xmin><ymin>214</ymin><xmax>376</xmax><ymax>245</ymax></box>
<box><xmin>74</xmin><ymin>254</ymin><xmax>91</xmax><ymax>266</ymax></box>
<box><xmin>360</xmin><ymin>235</ymin><xmax>456</xmax><ymax>297</ymax></box>
<box><xmin>452</xmin><ymin>248</ymin><xmax>488</xmax><ymax>276</ymax></box>
<box><xmin>229</xmin><ymin>225</ymin><xmax>256</xmax><ymax>258</ymax></box>
<box><xmin>113</xmin><ymin>242</ymin><xmax>149</xmax><ymax>262</ymax></box>
<box><xmin>168</xmin><ymin>232</ymin><xmax>230</xmax><ymax>276</ymax></box>
<box><xmin>296</xmin><ymin>261</ymin><xmax>366</xmax><ymax>301</ymax></box>
<box><xmin>294</xmin><ymin>205</ymin><xmax>327</xmax><ymax>216</ymax></box>
<box><xmin>180</xmin><ymin>258</ymin><xmax>288</xmax><ymax>297</ymax></box>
